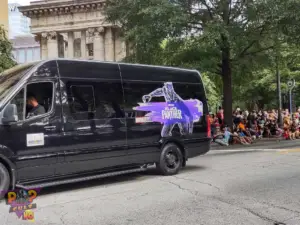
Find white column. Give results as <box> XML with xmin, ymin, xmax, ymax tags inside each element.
<box><xmin>67</xmin><ymin>31</ymin><xmax>74</xmax><ymax>58</ymax></box>
<box><xmin>81</xmin><ymin>30</ymin><xmax>86</xmax><ymax>59</ymax></box>
<box><xmin>41</xmin><ymin>33</ymin><xmax>48</xmax><ymax>60</ymax></box>
<box><xmin>114</xmin><ymin>29</ymin><xmax>127</xmax><ymax>61</ymax></box>
<box><xmin>46</xmin><ymin>31</ymin><xmax>59</xmax><ymax>59</ymax></box>
<box><xmin>92</xmin><ymin>27</ymin><xmax>105</xmax><ymax>61</ymax></box>
<box><xmin>105</xmin><ymin>27</ymin><xmax>115</xmax><ymax>61</ymax></box>
<box><xmin>58</xmin><ymin>34</ymin><xmax>65</xmax><ymax>58</ymax></box>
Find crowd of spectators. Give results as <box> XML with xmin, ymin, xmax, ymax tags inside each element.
<box><xmin>209</xmin><ymin>106</ymin><xmax>300</xmax><ymax>146</ymax></box>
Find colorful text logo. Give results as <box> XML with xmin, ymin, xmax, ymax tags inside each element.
<box><xmin>5</xmin><ymin>188</ymin><xmax>40</xmax><ymax>222</ymax></box>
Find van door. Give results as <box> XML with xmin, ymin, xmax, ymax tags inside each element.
<box><xmin>122</xmin><ymin>80</ymin><xmax>162</xmax><ymax>164</ymax></box>
<box><xmin>55</xmin><ymin>61</ymin><xmax>128</xmax><ymax>175</ymax></box>
<box><xmin>0</xmin><ymin>80</ymin><xmax>62</xmax><ymax>182</ymax></box>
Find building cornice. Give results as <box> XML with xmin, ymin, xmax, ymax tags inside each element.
<box><xmin>19</xmin><ymin>0</ymin><xmax>107</xmax><ymax>18</ymax></box>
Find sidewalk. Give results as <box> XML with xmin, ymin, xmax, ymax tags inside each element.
<box><xmin>211</xmin><ymin>138</ymin><xmax>300</xmax><ymax>150</ymax></box>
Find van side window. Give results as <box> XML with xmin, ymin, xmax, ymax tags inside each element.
<box><xmin>25</xmin><ymin>82</ymin><xmax>53</xmax><ymax>119</ymax></box>
<box><xmin>173</xmin><ymin>83</ymin><xmax>207</xmax><ymax>108</ymax></box>
<box><xmin>25</xmin><ymin>82</ymin><xmax>54</xmax><ymax>119</ymax></box>
<box><xmin>67</xmin><ymin>81</ymin><xmax>125</xmax><ymax>120</ymax></box>
<box><xmin>68</xmin><ymin>85</ymin><xmax>96</xmax><ymax>120</ymax></box>
<box><xmin>123</xmin><ymin>81</ymin><xmax>208</xmax><ymax>119</ymax></box>
<box><xmin>93</xmin><ymin>81</ymin><xmax>125</xmax><ymax>119</ymax></box>
<box><xmin>9</xmin><ymin>82</ymin><xmax>53</xmax><ymax>121</ymax></box>
<box><xmin>122</xmin><ymin>81</ymin><xmax>165</xmax><ymax>118</ymax></box>
<box><xmin>10</xmin><ymin>88</ymin><xmax>25</xmax><ymax>121</ymax></box>
<box><xmin>173</xmin><ymin>83</ymin><xmax>208</xmax><ymax>123</ymax></box>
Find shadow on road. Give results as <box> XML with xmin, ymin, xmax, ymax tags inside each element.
<box><xmin>37</xmin><ymin>165</ymin><xmax>206</xmax><ymax>197</ymax></box>
<box><xmin>181</xmin><ymin>165</ymin><xmax>207</xmax><ymax>173</ymax></box>
<box><xmin>208</xmin><ymin>150</ymin><xmax>260</xmax><ymax>156</ymax></box>
<box><xmin>0</xmin><ymin>165</ymin><xmax>207</xmax><ymax>204</ymax></box>
<box><xmin>38</xmin><ymin>170</ymin><xmax>156</xmax><ymax>196</ymax></box>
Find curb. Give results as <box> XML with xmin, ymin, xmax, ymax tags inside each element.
<box><xmin>211</xmin><ymin>139</ymin><xmax>300</xmax><ymax>150</ymax></box>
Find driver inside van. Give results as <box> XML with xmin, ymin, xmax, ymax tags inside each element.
<box><xmin>26</xmin><ymin>93</ymin><xmax>46</xmax><ymax>119</ymax></box>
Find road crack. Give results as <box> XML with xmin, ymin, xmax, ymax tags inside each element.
<box><xmin>39</xmin><ymin>189</ymin><xmax>135</xmax><ymax>209</ymax></box>
<box><xmin>59</xmin><ymin>212</ymin><xmax>68</xmax><ymax>225</ymax></box>
<box><xmin>158</xmin><ymin>178</ymin><xmax>196</xmax><ymax>196</ymax></box>
<box><xmin>260</xmin><ymin>201</ymin><xmax>300</xmax><ymax>215</ymax></box>
<box><xmin>211</xmin><ymin>196</ymin><xmax>280</xmax><ymax>223</ymax></box>
<box><xmin>127</xmin><ymin>192</ymin><xmax>149</xmax><ymax>200</ymax></box>
<box><xmin>239</xmin><ymin>195</ymin><xmax>300</xmax><ymax>216</ymax></box>
<box><xmin>283</xmin><ymin>215</ymin><xmax>300</xmax><ymax>223</ymax></box>
<box><xmin>173</xmin><ymin>176</ymin><xmax>221</xmax><ymax>192</ymax></box>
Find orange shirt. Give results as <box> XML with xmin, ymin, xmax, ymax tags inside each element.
<box><xmin>238</xmin><ymin>123</ymin><xmax>245</xmax><ymax>130</ymax></box>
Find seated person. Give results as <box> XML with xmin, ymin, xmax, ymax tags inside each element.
<box><xmin>274</xmin><ymin>123</ymin><xmax>283</xmax><ymax>137</ymax></box>
<box><xmin>238</xmin><ymin>119</ymin><xmax>252</xmax><ymax>138</ymax></box>
<box><xmin>269</xmin><ymin>120</ymin><xmax>278</xmax><ymax>136</ymax></box>
<box><xmin>214</xmin><ymin>126</ymin><xmax>231</xmax><ymax>146</ymax></box>
<box><xmin>290</xmin><ymin>120</ymin><xmax>298</xmax><ymax>140</ymax></box>
<box><xmin>283</xmin><ymin>116</ymin><xmax>291</xmax><ymax>140</ymax></box>
<box><xmin>26</xmin><ymin>93</ymin><xmax>46</xmax><ymax>119</ymax></box>
<box><xmin>263</xmin><ymin>120</ymin><xmax>271</xmax><ymax>138</ymax></box>
<box><xmin>233</xmin><ymin>128</ymin><xmax>250</xmax><ymax>145</ymax></box>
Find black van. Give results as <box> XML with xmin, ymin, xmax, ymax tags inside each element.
<box><xmin>0</xmin><ymin>59</ymin><xmax>211</xmax><ymax>193</ymax></box>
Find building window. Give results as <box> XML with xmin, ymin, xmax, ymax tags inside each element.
<box><xmin>26</xmin><ymin>49</ymin><xmax>33</xmax><ymax>62</ymax></box>
<box><xmin>34</xmin><ymin>48</ymin><xmax>40</xmax><ymax>60</ymax></box>
<box><xmin>87</xmin><ymin>44</ymin><xmax>93</xmax><ymax>57</ymax></box>
<box><xmin>18</xmin><ymin>49</ymin><xmax>25</xmax><ymax>63</ymax></box>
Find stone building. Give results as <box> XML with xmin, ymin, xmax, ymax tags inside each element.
<box><xmin>11</xmin><ymin>35</ymin><xmax>41</xmax><ymax>64</ymax></box>
<box><xmin>19</xmin><ymin>0</ymin><xmax>127</xmax><ymax>62</ymax></box>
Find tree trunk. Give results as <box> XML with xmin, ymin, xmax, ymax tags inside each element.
<box><xmin>222</xmin><ymin>47</ymin><xmax>233</xmax><ymax>128</ymax></box>
<box><xmin>220</xmin><ymin>0</ymin><xmax>232</xmax><ymax>128</ymax></box>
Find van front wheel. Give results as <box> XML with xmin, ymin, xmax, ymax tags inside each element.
<box><xmin>157</xmin><ymin>143</ymin><xmax>183</xmax><ymax>175</ymax></box>
<box><xmin>0</xmin><ymin>163</ymin><xmax>10</xmax><ymax>199</ymax></box>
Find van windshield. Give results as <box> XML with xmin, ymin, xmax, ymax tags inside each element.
<box><xmin>0</xmin><ymin>63</ymin><xmax>36</xmax><ymax>102</ymax></box>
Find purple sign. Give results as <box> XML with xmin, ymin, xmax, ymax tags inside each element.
<box><xmin>133</xmin><ymin>100</ymin><xmax>203</xmax><ymax>124</ymax></box>
<box><xmin>133</xmin><ymin>82</ymin><xmax>203</xmax><ymax>137</ymax></box>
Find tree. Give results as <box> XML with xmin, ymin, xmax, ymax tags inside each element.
<box><xmin>234</xmin><ymin>42</ymin><xmax>300</xmax><ymax>111</ymax></box>
<box><xmin>105</xmin><ymin>0</ymin><xmax>293</xmax><ymax>127</ymax></box>
<box><xmin>0</xmin><ymin>25</ymin><xmax>16</xmax><ymax>73</ymax></box>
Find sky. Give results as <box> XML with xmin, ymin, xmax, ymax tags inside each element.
<box><xmin>8</xmin><ymin>0</ymin><xmax>37</xmax><ymax>6</ymax></box>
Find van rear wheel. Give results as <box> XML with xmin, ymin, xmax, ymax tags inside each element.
<box><xmin>0</xmin><ymin>163</ymin><xmax>10</xmax><ymax>199</ymax></box>
<box><xmin>157</xmin><ymin>143</ymin><xmax>183</xmax><ymax>175</ymax></box>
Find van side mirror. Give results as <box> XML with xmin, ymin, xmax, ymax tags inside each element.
<box><xmin>2</xmin><ymin>104</ymin><xmax>18</xmax><ymax>124</ymax></box>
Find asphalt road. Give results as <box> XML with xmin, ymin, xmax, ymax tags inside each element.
<box><xmin>1</xmin><ymin>143</ymin><xmax>300</xmax><ymax>225</ymax></box>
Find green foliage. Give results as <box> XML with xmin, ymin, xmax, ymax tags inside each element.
<box><xmin>105</xmin><ymin>0</ymin><xmax>300</xmax><ymax>112</ymax></box>
<box><xmin>201</xmin><ymin>72</ymin><xmax>222</xmax><ymax>112</ymax></box>
<box><xmin>236</xmin><ymin>42</ymin><xmax>300</xmax><ymax>110</ymax></box>
<box><xmin>0</xmin><ymin>25</ymin><xmax>16</xmax><ymax>73</ymax></box>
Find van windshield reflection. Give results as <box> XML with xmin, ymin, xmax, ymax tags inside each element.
<box><xmin>0</xmin><ymin>63</ymin><xmax>36</xmax><ymax>102</ymax></box>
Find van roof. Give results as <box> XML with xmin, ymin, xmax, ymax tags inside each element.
<box><xmin>40</xmin><ymin>58</ymin><xmax>200</xmax><ymax>73</ymax></box>
<box><xmin>31</xmin><ymin>59</ymin><xmax>203</xmax><ymax>84</ymax></box>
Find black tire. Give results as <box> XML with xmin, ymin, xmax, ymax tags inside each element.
<box><xmin>0</xmin><ymin>163</ymin><xmax>10</xmax><ymax>199</ymax></box>
<box><xmin>157</xmin><ymin>143</ymin><xmax>183</xmax><ymax>176</ymax></box>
